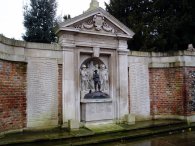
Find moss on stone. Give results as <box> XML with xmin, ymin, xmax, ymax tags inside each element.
<box><xmin>86</xmin><ymin>124</ymin><xmax>124</xmax><ymax>133</ymax></box>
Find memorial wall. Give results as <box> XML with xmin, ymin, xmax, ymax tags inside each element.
<box><xmin>1</xmin><ymin>6</ymin><xmax>195</xmax><ymax>134</ymax></box>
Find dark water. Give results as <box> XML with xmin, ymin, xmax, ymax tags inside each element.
<box><xmin>99</xmin><ymin>131</ymin><xmax>195</xmax><ymax>146</ymax></box>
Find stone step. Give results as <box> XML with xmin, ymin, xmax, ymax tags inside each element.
<box><xmin>62</xmin><ymin>123</ymin><xmax>192</xmax><ymax>146</ymax></box>
<box><xmin>0</xmin><ymin>120</ymin><xmax>194</xmax><ymax>146</ymax></box>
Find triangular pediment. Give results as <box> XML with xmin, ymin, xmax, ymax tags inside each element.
<box><xmin>56</xmin><ymin>8</ymin><xmax>135</xmax><ymax>38</ymax></box>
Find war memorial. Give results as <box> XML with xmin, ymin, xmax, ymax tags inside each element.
<box><xmin>0</xmin><ymin>0</ymin><xmax>195</xmax><ymax>145</ymax></box>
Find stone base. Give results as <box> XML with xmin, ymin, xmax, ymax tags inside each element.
<box><xmin>27</xmin><ymin>120</ymin><xmax>58</xmax><ymax>129</ymax></box>
<box><xmin>81</xmin><ymin>99</ymin><xmax>113</xmax><ymax>122</ymax></box>
<box><xmin>134</xmin><ymin>115</ymin><xmax>152</xmax><ymax>121</ymax></box>
<box><xmin>125</xmin><ymin>114</ymin><xmax>135</xmax><ymax>125</ymax></box>
<box><xmin>154</xmin><ymin>115</ymin><xmax>185</xmax><ymax>121</ymax></box>
<box><xmin>186</xmin><ymin>115</ymin><xmax>195</xmax><ymax>125</ymax></box>
<box><xmin>68</xmin><ymin>120</ymin><xmax>80</xmax><ymax>129</ymax></box>
<box><xmin>154</xmin><ymin>115</ymin><xmax>195</xmax><ymax>124</ymax></box>
<box><xmin>81</xmin><ymin>90</ymin><xmax>109</xmax><ymax>99</ymax></box>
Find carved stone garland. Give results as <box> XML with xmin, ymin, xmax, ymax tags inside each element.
<box><xmin>75</xmin><ymin>13</ymin><xmax>115</xmax><ymax>33</ymax></box>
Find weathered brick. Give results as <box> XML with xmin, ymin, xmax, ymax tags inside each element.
<box><xmin>0</xmin><ymin>59</ymin><xmax>27</xmax><ymax>133</ymax></box>
<box><xmin>149</xmin><ymin>68</ymin><xmax>186</xmax><ymax>116</ymax></box>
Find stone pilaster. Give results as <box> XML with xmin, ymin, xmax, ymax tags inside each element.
<box><xmin>60</xmin><ymin>33</ymin><xmax>80</xmax><ymax>127</ymax></box>
<box><xmin>117</xmin><ymin>39</ymin><xmax>129</xmax><ymax>121</ymax></box>
<box><xmin>62</xmin><ymin>46</ymin><xmax>76</xmax><ymax>123</ymax></box>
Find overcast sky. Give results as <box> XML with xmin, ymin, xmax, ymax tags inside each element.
<box><xmin>0</xmin><ymin>0</ymin><xmax>109</xmax><ymax>40</ymax></box>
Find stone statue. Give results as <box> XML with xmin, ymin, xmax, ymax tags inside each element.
<box><xmin>87</xmin><ymin>63</ymin><xmax>95</xmax><ymax>90</ymax></box>
<box><xmin>80</xmin><ymin>64</ymin><xmax>89</xmax><ymax>91</ymax></box>
<box><xmin>80</xmin><ymin>61</ymin><xmax>109</xmax><ymax>94</ymax></box>
<box><xmin>99</xmin><ymin>64</ymin><xmax>108</xmax><ymax>91</ymax></box>
<box><xmin>81</xmin><ymin>61</ymin><xmax>110</xmax><ymax>99</ymax></box>
<box><xmin>87</xmin><ymin>0</ymin><xmax>99</xmax><ymax>11</ymax></box>
<box><xmin>94</xmin><ymin>64</ymin><xmax>99</xmax><ymax>73</ymax></box>
<box><xmin>93</xmin><ymin>70</ymin><xmax>101</xmax><ymax>91</ymax></box>
<box><xmin>187</xmin><ymin>44</ymin><xmax>195</xmax><ymax>51</ymax></box>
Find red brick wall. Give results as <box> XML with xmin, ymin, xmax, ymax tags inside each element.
<box><xmin>0</xmin><ymin>60</ymin><xmax>27</xmax><ymax>133</ymax></box>
<box><xmin>58</xmin><ymin>64</ymin><xmax>62</xmax><ymax>125</ymax></box>
<box><xmin>149</xmin><ymin>68</ymin><xmax>186</xmax><ymax>116</ymax></box>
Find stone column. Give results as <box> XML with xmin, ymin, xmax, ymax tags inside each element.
<box><xmin>60</xmin><ymin>34</ymin><xmax>79</xmax><ymax>128</ymax></box>
<box><xmin>62</xmin><ymin>47</ymin><xmax>75</xmax><ymax>123</ymax></box>
<box><xmin>117</xmin><ymin>39</ymin><xmax>129</xmax><ymax>121</ymax></box>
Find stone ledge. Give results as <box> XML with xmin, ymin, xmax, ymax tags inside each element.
<box><xmin>0</xmin><ymin>34</ymin><xmax>26</xmax><ymax>47</ymax></box>
<box><xmin>81</xmin><ymin>98</ymin><xmax>112</xmax><ymax>103</ymax></box>
<box><xmin>0</xmin><ymin>34</ymin><xmax>61</xmax><ymax>50</ymax></box>
<box><xmin>154</xmin><ymin>115</ymin><xmax>186</xmax><ymax>120</ymax></box>
<box><xmin>27</xmin><ymin>120</ymin><xmax>58</xmax><ymax>129</ymax></box>
<box><xmin>154</xmin><ymin>115</ymin><xmax>195</xmax><ymax>123</ymax></box>
<box><xmin>0</xmin><ymin>120</ymin><xmax>191</xmax><ymax>146</ymax></box>
<box><xmin>129</xmin><ymin>50</ymin><xmax>195</xmax><ymax>57</ymax></box>
<box><xmin>149</xmin><ymin>62</ymin><xmax>186</xmax><ymax>68</ymax></box>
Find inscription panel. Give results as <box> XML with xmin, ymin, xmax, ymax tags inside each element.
<box><xmin>27</xmin><ymin>59</ymin><xmax>58</xmax><ymax>127</ymax></box>
<box><xmin>81</xmin><ymin>102</ymin><xmax>113</xmax><ymax>122</ymax></box>
<box><xmin>129</xmin><ymin>63</ymin><xmax>150</xmax><ymax>118</ymax></box>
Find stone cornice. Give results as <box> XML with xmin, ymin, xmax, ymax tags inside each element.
<box><xmin>128</xmin><ymin>51</ymin><xmax>195</xmax><ymax>67</ymax></box>
<box><xmin>0</xmin><ymin>35</ymin><xmax>61</xmax><ymax>50</ymax></box>
<box><xmin>0</xmin><ymin>35</ymin><xmax>62</xmax><ymax>62</ymax></box>
<box><xmin>128</xmin><ymin>50</ymin><xmax>195</xmax><ymax>57</ymax></box>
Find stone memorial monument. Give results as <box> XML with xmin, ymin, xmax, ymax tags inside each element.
<box><xmin>55</xmin><ymin>0</ymin><xmax>134</xmax><ymax>125</ymax></box>
<box><xmin>2</xmin><ymin>0</ymin><xmax>195</xmax><ymax>134</ymax></box>
<box><xmin>80</xmin><ymin>60</ymin><xmax>111</xmax><ymax>122</ymax></box>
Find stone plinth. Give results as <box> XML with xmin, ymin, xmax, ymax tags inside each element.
<box><xmin>81</xmin><ymin>99</ymin><xmax>113</xmax><ymax>122</ymax></box>
<box><xmin>68</xmin><ymin>119</ymin><xmax>80</xmax><ymax>129</ymax></box>
<box><xmin>56</xmin><ymin>7</ymin><xmax>134</xmax><ymax>126</ymax></box>
<box><xmin>125</xmin><ymin>114</ymin><xmax>135</xmax><ymax>125</ymax></box>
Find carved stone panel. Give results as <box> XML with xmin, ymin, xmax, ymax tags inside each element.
<box><xmin>80</xmin><ymin>57</ymin><xmax>109</xmax><ymax>99</ymax></box>
<box><xmin>70</xmin><ymin>13</ymin><xmax>125</xmax><ymax>34</ymax></box>
<box><xmin>81</xmin><ymin>101</ymin><xmax>113</xmax><ymax>122</ymax></box>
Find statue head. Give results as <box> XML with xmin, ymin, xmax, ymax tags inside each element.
<box><xmin>94</xmin><ymin>70</ymin><xmax>98</xmax><ymax>73</ymax></box>
<box><xmin>82</xmin><ymin>64</ymin><xmax>87</xmax><ymax>69</ymax></box>
<box><xmin>101</xmin><ymin>64</ymin><xmax>106</xmax><ymax>69</ymax></box>
<box><xmin>188</xmin><ymin>44</ymin><xmax>193</xmax><ymax>49</ymax></box>
<box><xmin>95</xmin><ymin>64</ymin><xmax>99</xmax><ymax>68</ymax></box>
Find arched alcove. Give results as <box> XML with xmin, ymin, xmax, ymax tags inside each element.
<box><xmin>80</xmin><ymin>57</ymin><xmax>105</xmax><ymax>69</ymax></box>
<box><xmin>80</xmin><ymin>57</ymin><xmax>109</xmax><ymax>95</ymax></box>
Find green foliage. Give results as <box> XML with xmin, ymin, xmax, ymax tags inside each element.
<box><xmin>23</xmin><ymin>0</ymin><xmax>57</xmax><ymax>43</ymax></box>
<box><xmin>106</xmin><ymin>0</ymin><xmax>195</xmax><ymax>52</ymax></box>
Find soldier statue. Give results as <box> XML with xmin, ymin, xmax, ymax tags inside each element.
<box><xmin>93</xmin><ymin>70</ymin><xmax>101</xmax><ymax>91</ymax></box>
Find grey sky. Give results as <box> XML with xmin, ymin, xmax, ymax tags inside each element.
<box><xmin>0</xmin><ymin>0</ymin><xmax>109</xmax><ymax>40</ymax></box>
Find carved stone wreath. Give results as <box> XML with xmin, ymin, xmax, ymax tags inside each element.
<box><xmin>76</xmin><ymin>13</ymin><xmax>115</xmax><ymax>33</ymax></box>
